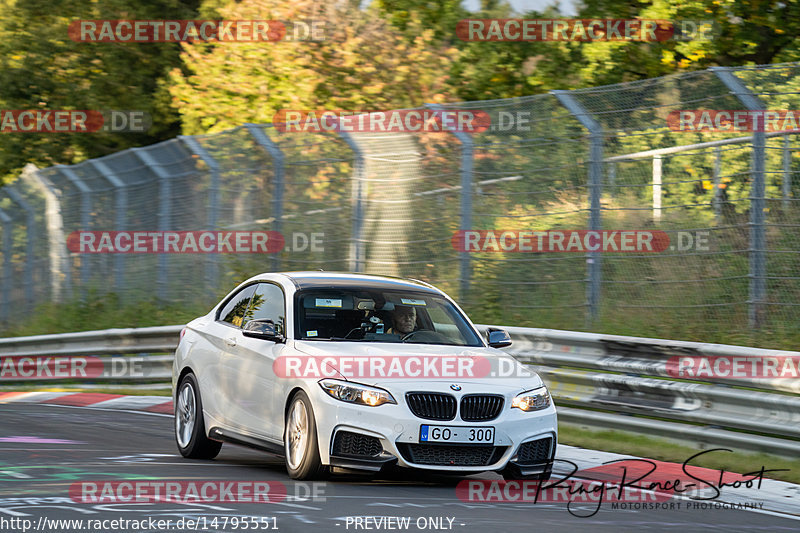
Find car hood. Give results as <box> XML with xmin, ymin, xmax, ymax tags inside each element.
<box><xmin>291</xmin><ymin>340</ymin><xmax>544</xmax><ymax>392</ymax></box>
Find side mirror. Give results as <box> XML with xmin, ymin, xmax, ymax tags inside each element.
<box><xmin>487</xmin><ymin>328</ymin><xmax>512</xmax><ymax>348</ymax></box>
<box><xmin>242</xmin><ymin>319</ymin><xmax>285</xmax><ymax>343</ymax></box>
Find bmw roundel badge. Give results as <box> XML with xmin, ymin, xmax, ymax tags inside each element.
<box><xmin>450</xmin><ymin>384</ymin><xmax>461</xmax><ymax>391</ymax></box>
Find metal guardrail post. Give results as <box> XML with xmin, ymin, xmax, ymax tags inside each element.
<box><xmin>89</xmin><ymin>160</ymin><xmax>128</xmax><ymax>293</ymax></box>
<box><xmin>23</xmin><ymin>164</ymin><xmax>70</xmax><ymax>302</ymax></box>
<box><xmin>53</xmin><ymin>165</ymin><xmax>92</xmax><ymax>294</ymax></box>
<box><xmin>245</xmin><ymin>124</ymin><xmax>285</xmax><ymax>272</ymax></box>
<box><xmin>3</xmin><ymin>186</ymin><xmax>35</xmax><ymax>309</ymax></box>
<box><xmin>180</xmin><ymin>136</ymin><xmax>221</xmax><ymax>286</ymax></box>
<box><xmin>552</xmin><ymin>90</ymin><xmax>603</xmax><ymax>325</ymax></box>
<box><xmin>712</xmin><ymin>67</ymin><xmax>766</xmax><ymax>329</ymax></box>
<box><xmin>336</xmin><ymin>129</ymin><xmax>365</xmax><ymax>272</ymax></box>
<box><xmin>131</xmin><ymin>147</ymin><xmax>172</xmax><ymax>296</ymax></box>
<box><xmin>0</xmin><ymin>207</ymin><xmax>11</xmax><ymax>323</ymax></box>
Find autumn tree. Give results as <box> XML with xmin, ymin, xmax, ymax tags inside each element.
<box><xmin>168</xmin><ymin>0</ymin><xmax>458</xmax><ymax>135</ymax></box>
<box><xmin>0</xmin><ymin>0</ymin><xmax>199</xmax><ymax>182</ymax></box>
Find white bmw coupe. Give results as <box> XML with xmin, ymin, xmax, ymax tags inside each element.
<box><xmin>173</xmin><ymin>272</ymin><xmax>557</xmax><ymax>480</ymax></box>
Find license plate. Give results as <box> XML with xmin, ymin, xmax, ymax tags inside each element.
<box><xmin>419</xmin><ymin>425</ymin><xmax>495</xmax><ymax>444</ymax></box>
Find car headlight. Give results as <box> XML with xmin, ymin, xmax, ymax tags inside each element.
<box><xmin>319</xmin><ymin>379</ymin><xmax>397</xmax><ymax>407</ymax></box>
<box><xmin>511</xmin><ymin>386</ymin><xmax>551</xmax><ymax>411</ymax></box>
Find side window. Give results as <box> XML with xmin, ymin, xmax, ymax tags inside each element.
<box><xmin>243</xmin><ymin>283</ymin><xmax>286</xmax><ymax>335</ymax></box>
<box><xmin>217</xmin><ymin>284</ymin><xmax>258</xmax><ymax>327</ymax></box>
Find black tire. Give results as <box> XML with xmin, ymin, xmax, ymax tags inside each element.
<box><xmin>284</xmin><ymin>390</ymin><xmax>328</xmax><ymax>480</ymax></box>
<box><xmin>175</xmin><ymin>373</ymin><xmax>222</xmax><ymax>459</ymax></box>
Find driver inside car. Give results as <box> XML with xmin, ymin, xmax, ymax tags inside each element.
<box><xmin>386</xmin><ymin>305</ymin><xmax>417</xmax><ymax>335</ymax></box>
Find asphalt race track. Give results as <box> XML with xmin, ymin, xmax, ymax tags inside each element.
<box><xmin>0</xmin><ymin>402</ymin><xmax>797</xmax><ymax>533</ymax></box>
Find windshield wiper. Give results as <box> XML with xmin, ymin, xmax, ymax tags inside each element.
<box><xmin>302</xmin><ymin>337</ymin><xmax>367</xmax><ymax>342</ymax></box>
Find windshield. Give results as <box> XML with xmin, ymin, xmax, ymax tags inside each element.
<box><xmin>293</xmin><ymin>288</ymin><xmax>483</xmax><ymax>346</ymax></box>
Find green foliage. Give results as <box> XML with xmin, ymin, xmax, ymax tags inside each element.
<box><xmin>0</xmin><ymin>290</ymin><xmax>206</xmax><ymax>337</ymax></box>
<box><xmin>168</xmin><ymin>0</ymin><xmax>457</xmax><ymax>135</ymax></box>
<box><xmin>0</xmin><ymin>0</ymin><xmax>199</xmax><ymax>182</ymax></box>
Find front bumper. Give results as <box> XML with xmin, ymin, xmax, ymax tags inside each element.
<box><xmin>310</xmin><ymin>384</ymin><xmax>558</xmax><ymax>473</ymax></box>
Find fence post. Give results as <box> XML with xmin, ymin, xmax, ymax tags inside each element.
<box><xmin>713</xmin><ymin>146</ymin><xmax>722</xmax><ymax>224</ymax></box>
<box><xmin>3</xmin><ymin>186</ymin><xmax>35</xmax><ymax>309</ymax></box>
<box><xmin>245</xmin><ymin>124</ymin><xmax>285</xmax><ymax>272</ymax></box>
<box><xmin>0</xmin><ymin>207</ymin><xmax>11</xmax><ymax>324</ymax></box>
<box><xmin>426</xmin><ymin>103</ymin><xmax>474</xmax><ymax>303</ymax></box>
<box><xmin>180</xmin><ymin>136</ymin><xmax>221</xmax><ymax>287</ymax></box>
<box><xmin>607</xmin><ymin>161</ymin><xmax>616</xmax><ymax>198</ymax></box>
<box><xmin>652</xmin><ymin>155</ymin><xmax>662</xmax><ymax>222</ymax></box>
<box><xmin>89</xmin><ymin>160</ymin><xmax>128</xmax><ymax>293</ymax></box>
<box><xmin>712</xmin><ymin>67</ymin><xmax>766</xmax><ymax>329</ymax></box>
<box><xmin>783</xmin><ymin>135</ymin><xmax>792</xmax><ymax>211</ymax></box>
<box><xmin>131</xmin><ymin>147</ymin><xmax>172</xmax><ymax>297</ymax></box>
<box><xmin>53</xmin><ymin>165</ymin><xmax>92</xmax><ymax>296</ymax></box>
<box><xmin>23</xmin><ymin>164</ymin><xmax>70</xmax><ymax>302</ymax></box>
<box><xmin>552</xmin><ymin>90</ymin><xmax>603</xmax><ymax>325</ymax></box>
<box><xmin>336</xmin><ymin>130</ymin><xmax>365</xmax><ymax>272</ymax></box>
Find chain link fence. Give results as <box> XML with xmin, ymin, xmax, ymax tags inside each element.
<box><xmin>2</xmin><ymin>63</ymin><xmax>799</xmax><ymax>346</ymax></box>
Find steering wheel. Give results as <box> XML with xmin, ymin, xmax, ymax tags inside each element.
<box><xmin>400</xmin><ymin>330</ymin><xmax>422</xmax><ymax>342</ymax></box>
<box><xmin>400</xmin><ymin>330</ymin><xmax>451</xmax><ymax>343</ymax></box>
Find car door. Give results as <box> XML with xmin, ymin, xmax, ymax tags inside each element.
<box><xmin>228</xmin><ymin>282</ymin><xmax>287</xmax><ymax>440</ymax></box>
<box><xmin>211</xmin><ymin>283</ymin><xmax>258</xmax><ymax>430</ymax></box>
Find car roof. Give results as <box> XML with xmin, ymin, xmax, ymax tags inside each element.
<box><xmin>273</xmin><ymin>271</ymin><xmax>441</xmax><ymax>293</ymax></box>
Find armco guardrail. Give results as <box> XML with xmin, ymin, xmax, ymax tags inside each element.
<box><xmin>0</xmin><ymin>326</ymin><xmax>181</xmax><ymax>357</ymax></box>
<box><xmin>0</xmin><ymin>324</ymin><xmax>798</xmax><ymax>456</ymax></box>
<box><xmin>0</xmin><ymin>326</ymin><xmax>180</xmax><ymax>383</ymax></box>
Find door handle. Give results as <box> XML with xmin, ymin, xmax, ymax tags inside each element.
<box><xmin>225</xmin><ymin>337</ymin><xmax>237</xmax><ymax>347</ymax></box>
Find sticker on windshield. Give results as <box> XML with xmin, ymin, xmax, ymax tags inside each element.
<box><xmin>401</xmin><ymin>298</ymin><xmax>427</xmax><ymax>306</ymax></box>
<box><xmin>315</xmin><ymin>298</ymin><xmax>342</xmax><ymax>308</ymax></box>
<box><xmin>307</xmin><ymin>330</ymin><xmax>318</xmax><ymax>337</ymax></box>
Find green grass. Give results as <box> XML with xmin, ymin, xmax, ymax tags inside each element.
<box><xmin>0</xmin><ymin>291</ymin><xmax>207</xmax><ymax>337</ymax></box>
<box><xmin>0</xmin><ymin>384</ymin><xmax>172</xmax><ymax>396</ymax></box>
<box><xmin>7</xmin><ymin>291</ymin><xmax>799</xmax><ymax>351</ymax></box>
<box><xmin>559</xmin><ymin>423</ymin><xmax>800</xmax><ymax>484</ymax></box>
